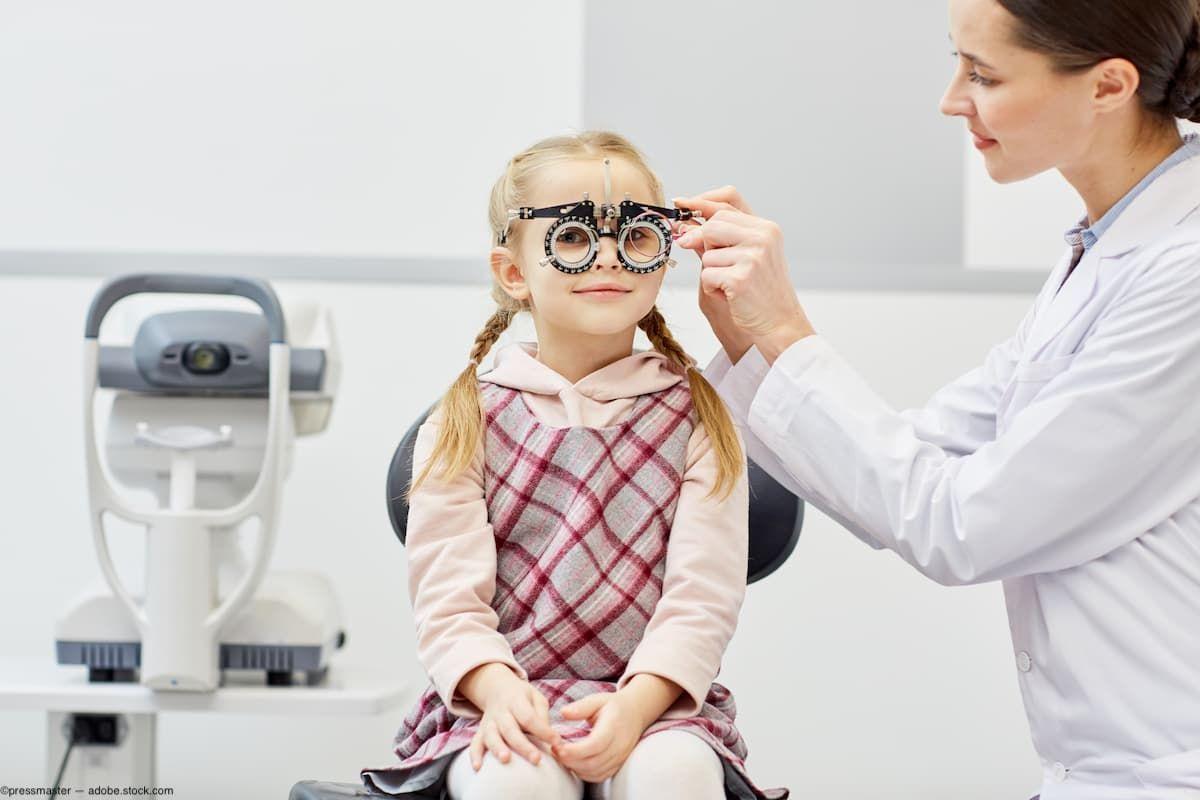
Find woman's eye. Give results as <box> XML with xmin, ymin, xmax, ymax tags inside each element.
<box><xmin>968</xmin><ymin>70</ymin><xmax>996</xmax><ymax>87</ymax></box>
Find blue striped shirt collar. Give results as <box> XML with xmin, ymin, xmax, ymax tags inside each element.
<box><xmin>1065</xmin><ymin>132</ymin><xmax>1200</xmax><ymax>252</ymax></box>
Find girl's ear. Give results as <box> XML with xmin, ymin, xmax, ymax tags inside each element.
<box><xmin>490</xmin><ymin>246</ymin><xmax>531</xmax><ymax>302</ymax></box>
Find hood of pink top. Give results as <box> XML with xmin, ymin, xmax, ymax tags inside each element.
<box><xmin>479</xmin><ymin>341</ymin><xmax>685</xmax><ymax>401</ymax></box>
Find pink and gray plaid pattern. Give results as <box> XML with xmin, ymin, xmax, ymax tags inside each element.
<box><xmin>362</xmin><ymin>382</ymin><xmax>787</xmax><ymax>799</ymax></box>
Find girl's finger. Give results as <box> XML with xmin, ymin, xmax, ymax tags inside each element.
<box><xmin>497</xmin><ymin>714</ymin><xmax>542</xmax><ymax>765</ymax></box>
<box><xmin>469</xmin><ymin>729</ymin><xmax>485</xmax><ymax>772</ymax></box>
<box><xmin>560</xmin><ymin>693</ymin><xmax>608</xmax><ymax>721</ymax></box>
<box><xmin>483</xmin><ymin>721</ymin><xmax>511</xmax><ymax>764</ymax></box>
<box><xmin>555</xmin><ymin>723</ymin><xmax>611</xmax><ymax>761</ymax></box>
<box><xmin>515</xmin><ymin>698</ymin><xmax>561</xmax><ymax>747</ymax></box>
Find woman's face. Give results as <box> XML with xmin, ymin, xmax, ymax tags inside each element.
<box><xmin>941</xmin><ymin>0</ymin><xmax>1101</xmax><ymax>183</ymax></box>
<box><xmin>494</xmin><ymin>157</ymin><xmax>666</xmax><ymax>338</ymax></box>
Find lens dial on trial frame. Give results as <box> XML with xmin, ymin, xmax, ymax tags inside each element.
<box><xmin>520</xmin><ymin>198</ymin><xmax>700</xmax><ymax>274</ymax></box>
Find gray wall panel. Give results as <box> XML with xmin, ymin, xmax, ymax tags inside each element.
<box><xmin>584</xmin><ymin>1</ymin><xmax>968</xmax><ymax>280</ymax></box>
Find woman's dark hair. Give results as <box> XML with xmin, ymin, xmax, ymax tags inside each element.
<box><xmin>997</xmin><ymin>0</ymin><xmax>1200</xmax><ymax>123</ymax></box>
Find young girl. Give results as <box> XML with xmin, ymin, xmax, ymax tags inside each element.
<box><xmin>362</xmin><ymin>131</ymin><xmax>786</xmax><ymax>800</ymax></box>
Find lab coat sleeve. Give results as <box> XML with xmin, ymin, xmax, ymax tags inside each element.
<box><xmin>405</xmin><ymin>408</ymin><xmax>527</xmax><ymax>717</ymax></box>
<box><xmin>617</xmin><ymin>421</ymin><xmax>748</xmax><ymax>718</ymax></box>
<box><xmin>746</xmin><ymin>243</ymin><xmax>1200</xmax><ymax>585</ymax></box>
<box><xmin>705</xmin><ymin>347</ymin><xmax>886</xmax><ymax>550</ymax></box>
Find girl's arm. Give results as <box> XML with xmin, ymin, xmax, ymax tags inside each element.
<box><xmin>616</xmin><ymin>420</ymin><xmax>750</xmax><ymax>718</ymax></box>
<box><xmin>406</xmin><ymin>407</ymin><xmax>527</xmax><ymax>717</ymax></box>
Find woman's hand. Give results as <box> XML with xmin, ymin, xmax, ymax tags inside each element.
<box><xmin>458</xmin><ymin>663</ymin><xmax>563</xmax><ymax>771</ymax></box>
<box><xmin>550</xmin><ymin>674</ymin><xmax>683</xmax><ymax>782</ymax></box>
<box><xmin>674</xmin><ymin>186</ymin><xmax>817</xmax><ymax>363</ymax></box>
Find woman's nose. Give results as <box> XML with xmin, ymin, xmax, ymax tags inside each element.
<box><xmin>939</xmin><ymin>75</ymin><xmax>973</xmax><ymax>118</ymax></box>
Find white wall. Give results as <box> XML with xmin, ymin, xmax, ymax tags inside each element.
<box><xmin>0</xmin><ymin>0</ymin><xmax>583</xmax><ymax>258</ymax></box>
<box><xmin>0</xmin><ymin>276</ymin><xmax>1042</xmax><ymax>799</ymax></box>
<box><xmin>965</xmin><ymin>122</ymin><xmax>1200</xmax><ymax>269</ymax></box>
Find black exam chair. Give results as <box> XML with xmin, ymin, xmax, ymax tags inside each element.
<box><xmin>290</xmin><ymin>405</ymin><xmax>804</xmax><ymax>800</ymax></box>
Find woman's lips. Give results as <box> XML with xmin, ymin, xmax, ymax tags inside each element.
<box><xmin>972</xmin><ymin>131</ymin><xmax>998</xmax><ymax>150</ymax></box>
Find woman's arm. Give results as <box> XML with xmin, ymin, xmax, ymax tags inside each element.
<box><xmin>406</xmin><ymin>408</ymin><xmax>526</xmax><ymax>717</ymax></box>
<box><xmin>616</xmin><ymin>420</ymin><xmax>749</xmax><ymax>718</ymax></box>
<box><xmin>705</xmin><ymin>346</ymin><xmax>887</xmax><ymax>550</ymax></box>
<box><xmin>745</xmin><ymin>242</ymin><xmax>1200</xmax><ymax>585</ymax></box>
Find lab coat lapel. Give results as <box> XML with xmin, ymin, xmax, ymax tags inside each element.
<box><xmin>1093</xmin><ymin>152</ymin><xmax>1200</xmax><ymax>261</ymax></box>
<box><xmin>1025</xmin><ymin>150</ymin><xmax>1200</xmax><ymax>360</ymax></box>
<box><xmin>1024</xmin><ymin>246</ymin><xmax>1100</xmax><ymax>360</ymax></box>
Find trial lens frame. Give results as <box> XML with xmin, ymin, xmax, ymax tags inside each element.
<box><xmin>499</xmin><ymin>158</ymin><xmax>704</xmax><ymax>274</ymax></box>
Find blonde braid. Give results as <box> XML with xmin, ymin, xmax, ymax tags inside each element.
<box><xmin>409</xmin><ymin>306</ymin><xmax>516</xmax><ymax>496</ymax></box>
<box><xmin>638</xmin><ymin>306</ymin><xmax>744</xmax><ymax>501</ymax></box>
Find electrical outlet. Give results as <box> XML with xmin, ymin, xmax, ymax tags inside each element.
<box><xmin>69</xmin><ymin>714</ymin><xmax>121</xmax><ymax>746</ymax></box>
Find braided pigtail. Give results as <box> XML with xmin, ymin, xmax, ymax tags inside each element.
<box><xmin>638</xmin><ymin>306</ymin><xmax>744</xmax><ymax>502</ymax></box>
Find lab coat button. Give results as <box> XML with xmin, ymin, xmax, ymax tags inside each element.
<box><xmin>1016</xmin><ymin>651</ymin><xmax>1032</xmax><ymax>673</ymax></box>
<box><xmin>1052</xmin><ymin>762</ymin><xmax>1069</xmax><ymax>782</ymax></box>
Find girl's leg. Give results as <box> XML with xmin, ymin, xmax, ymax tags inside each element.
<box><xmin>608</xmin><ymin>730</ymin><xmax>725</xmax><ymax>800</ymax></box>
<box><xmin>445</xmin><ymin>747</ymin><xmax>584</xmax><ymax>800</ymax></box>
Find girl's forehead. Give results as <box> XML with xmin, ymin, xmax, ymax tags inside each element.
<box><xmin>526</xmin><ymin>157</ymin><xmax>656</xmax><ymax>206</ymax></box>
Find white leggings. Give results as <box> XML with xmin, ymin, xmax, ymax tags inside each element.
<box><xmin>444</xmin><ymin>729</ymin><xmax>726</xmax><ymax>800</ymax></box>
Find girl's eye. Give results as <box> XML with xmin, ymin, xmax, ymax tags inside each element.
<box><xmin>560</xmin><ymin>231</ymin><xmax>584</xmax><ymax>244</ymax></box>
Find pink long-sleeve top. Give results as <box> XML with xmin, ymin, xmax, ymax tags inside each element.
<box><xmin>406</xmin><ymin>341</ymin><xmax>749</xmax><ymax>720</ymax></box>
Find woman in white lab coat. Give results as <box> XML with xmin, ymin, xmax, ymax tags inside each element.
<box><xmin>674</xmin><ymin>0</ymin><xmax>1200</xmax><ymax>798</ymax></box>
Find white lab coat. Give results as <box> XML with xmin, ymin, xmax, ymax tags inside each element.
<box><xmin>705</xmin><ymin>149</ymin><xmax>1200</xmax><ymax>799</ymax></box>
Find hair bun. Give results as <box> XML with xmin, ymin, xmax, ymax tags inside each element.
<box><xmin>1167</xmin><ymin>18</ymin><xmax>1200</xmax><ymax>122</ymax></box>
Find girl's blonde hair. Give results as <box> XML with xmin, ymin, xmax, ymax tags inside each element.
<box><xmin>411</xmin><ymin>131</ymin><xmax>744</xmax><ymax>501</ymax></box>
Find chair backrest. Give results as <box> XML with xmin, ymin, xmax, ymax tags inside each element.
<box><xmin>386</xmin><ymin>405</ymin><xmax>803</xmax><ymax>583</ymax></box>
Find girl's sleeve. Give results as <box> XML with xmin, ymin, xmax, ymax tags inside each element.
<box><xmin>406</xmin><ymin>407</ymin><xmax>527</xmax><ymax>717</ymax></box>
<box><xmin>617</xmin><ymin>419</ymin><xmax>749</xmax><ymax>718</ymax></box>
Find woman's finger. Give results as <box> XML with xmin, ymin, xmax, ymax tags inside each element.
<box><xmin>679</xmin><ymin>215</ymin><xmax>755</xmax><ymax>251</ymax></box>
<box><xmin>700</xmin><ymin>244</ymin><xmax>746</xmax><ymax>270</ymax></box>
<box><xmin>698</xmin><ymin>264</ymin><xmax>745</xmax><ymax>297</ymax></box>
<box><xmin>674</xmin><ymin>185</ymin><xmax>754</xmax><ymax>214</ymax></box>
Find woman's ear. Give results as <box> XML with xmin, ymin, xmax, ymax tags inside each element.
<box><xmin>1091</xmin><ymin>57</ymin><xmax>1141</xmax><ymax>114</ymax></box>
<box><xmin>490</xmin><ymin>246</ymin><xmax>531</xmax><ymax>302</ymax></box>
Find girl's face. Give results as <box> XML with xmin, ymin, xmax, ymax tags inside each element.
<box><xmin>492</xmin><ymin>157</ymin><xmax>667</xmax><ymax>339</ymax></box>
<box><xmin>940</xmin><ymin>0</ymin><xmax>1108</xmax><ymax>183</ymax></box>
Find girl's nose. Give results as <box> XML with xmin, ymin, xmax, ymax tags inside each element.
<box><xmin>593</xmin><ymin>236</ymin><xmax>621</xmax><ymax>270</ymax></box>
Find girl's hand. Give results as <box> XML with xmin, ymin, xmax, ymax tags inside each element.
<box><xmin>674</xmin><ymin>187</ymin><xmax>817</xmax><ymax>363</ymax></box>
<box><xmin>460</xmin><ymin>663</ymin><xmax>563</xmax><ymax>771</ymax></box>
<box><xmin>551</xmin><ymin>690</ymin><xmax>646</xmax><ymax>782</ymax></box>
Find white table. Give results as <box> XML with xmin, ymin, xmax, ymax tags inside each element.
<box><xmin>0</xmin><ymin>656</ymin><xmax>410</xmax><ymax>791</ymax></box>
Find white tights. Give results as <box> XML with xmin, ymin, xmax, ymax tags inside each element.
<box><xmin>444</xmin><ymin>729</ymin><xmax>726</xmax><ymax>800</ymax></box>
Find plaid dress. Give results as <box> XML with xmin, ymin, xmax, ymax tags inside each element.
<box><xmin>362</xmin><ymin>380</ymin><xmax>787</xmax><ymax>799</ymax></box>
